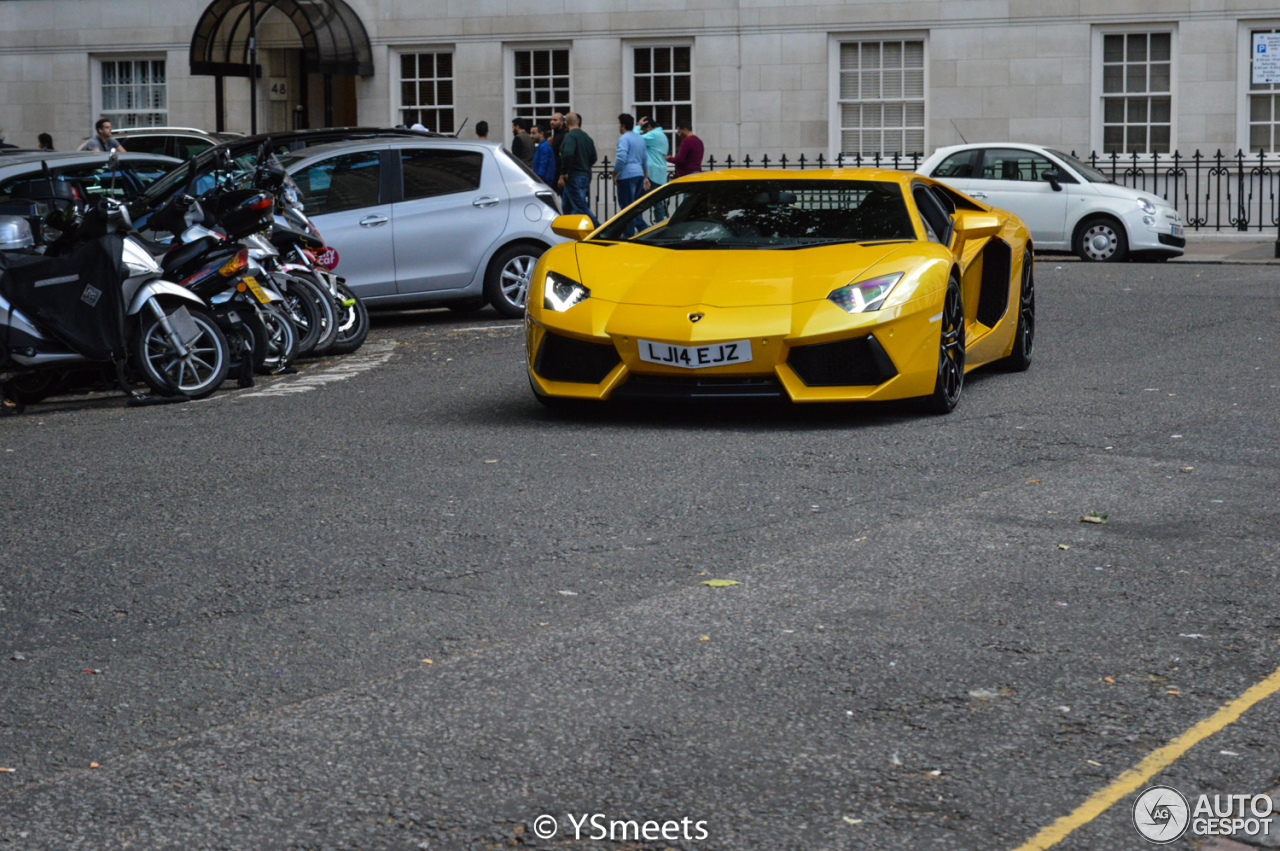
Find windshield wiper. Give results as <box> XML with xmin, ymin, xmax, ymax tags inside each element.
<box><xmin>767</xmin><ymin>238</ymin><xmax>912</xmax><ymax>251</ymax></box>
<box><xmin>631</xmin><ymin>238</ymin><xmax>725</xmax><ymax>249</ymax></box>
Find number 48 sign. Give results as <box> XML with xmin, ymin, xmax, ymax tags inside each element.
<box><xmin>1254</xmin><ymin>33</ymin><xmax>1280</xmax><ymax>85</ymax></box>
<box><xmin>267</xmin><ymin>78</ymin><xmax>289</xmax><ymax>102</ymax></box>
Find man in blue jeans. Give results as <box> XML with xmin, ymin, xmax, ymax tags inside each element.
<box><xmin>556</xmin><ymin>112</ymin><xmax>598</xmax><ymax>226</ymax></box>
<box><xmin>613</xmin><ymin>113</ymin><xmax>647</xmax><ymax>236</ymax></box>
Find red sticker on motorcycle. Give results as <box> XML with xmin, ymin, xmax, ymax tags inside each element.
<box><xmin>314</xmin><ymin>247</ymin><xmax>339</xmax><ymax>270</ymax></box>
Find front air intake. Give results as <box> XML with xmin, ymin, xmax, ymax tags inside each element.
<box><xmin>787</xmin><ymin>334</ymin><xmax>897</xmax><ymax>387</ymax></box>
<box><xmin>534</xmin><ymin>331</ymin><xmax>621</xmax><ymax>384</ymax></box>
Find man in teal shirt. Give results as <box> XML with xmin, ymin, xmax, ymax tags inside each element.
<box><xmin>635</xmin><ymin>116</ymin><xmax>669</xmax><ymax>224</ymax></box>
<box><xmin>635</xmin><ymin>116</ymin><xmax>669</xmax><ymax>191</ymax></box>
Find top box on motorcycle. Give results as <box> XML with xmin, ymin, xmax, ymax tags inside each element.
<box><xmin>214</xmin><ymin>189</ymin><xmax>273</xmax><ymax>240</ymax></box>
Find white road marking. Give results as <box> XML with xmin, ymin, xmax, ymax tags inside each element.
<box><xmin>239</xmin><ymin>340</ymin><xmax>398</xmax><ymax>398</ymax></box>
<box><xmin>442</xmin><ymin>323</ymin><xmax>523</xmax><ymax>333</ymax></box>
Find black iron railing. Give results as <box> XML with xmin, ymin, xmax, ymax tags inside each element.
<box><xmin>582</xmin><ymin>149</ymin><xmax>1280</xmax><ymax>245</ymax></box>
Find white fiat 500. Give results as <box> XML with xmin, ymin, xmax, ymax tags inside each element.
<box><xmin>918</xmin><ymin>143</ymin><xmax>1184</xmax><ymax>261</ymax></box>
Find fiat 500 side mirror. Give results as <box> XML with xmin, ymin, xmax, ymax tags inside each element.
<box><xmin>1043</xmin><ymin>169</ymin><xmax>1063</xmax><ymax>192</ymax></box>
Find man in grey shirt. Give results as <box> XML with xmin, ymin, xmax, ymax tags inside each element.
<box><xmin>81</xmin><ymin>118</ymin><xmax>125</xmax><ymax>153</ymax></box>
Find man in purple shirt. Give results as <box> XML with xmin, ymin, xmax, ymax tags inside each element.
<box><xmin>667</xmin><ymin>122</ymin><xmax>703</xmax><ymax>178</ymax></box>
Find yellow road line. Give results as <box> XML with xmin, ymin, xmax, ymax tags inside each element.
<box><xmin>1010</xmin><ymin>664</ymin><xmax>1280</xmax><ymax>851</ymax></box>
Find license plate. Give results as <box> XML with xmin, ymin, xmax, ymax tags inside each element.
<box><xmin>638</xmin><ymin>339</ymin><xmax>752</xmax><ymax>369</ymax></box>
<box><xmin>243</xmin><ymin>276</ymin><xmax>270</xmax><ymax>304</ymax></box>
<box><xmin>1170</xmin><ymin>224</ymin><xmax>1184</xmax><ymax>237</ymax></box>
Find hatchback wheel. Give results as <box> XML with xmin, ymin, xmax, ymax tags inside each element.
<box><xmin>1074</xmin><ymin>216</ymin><xmax>1129</xmax><ymax>262</ymax></box>
<box><xmin>485</xmin><ymin>244</ymin><xmax>544</xmax><ymax>318</ymax></box>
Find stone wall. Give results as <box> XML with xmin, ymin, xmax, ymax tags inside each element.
<box><xmin>0</xmin><ymin>0</ymin><xmax>1274</xmax><ymax>160</ymax></box>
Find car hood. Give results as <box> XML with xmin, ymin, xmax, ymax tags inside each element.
<box><xmin>572</xmin><ymin>241</ymin><xmax>913</xmax><ymax>307</ymax></box>
<box><xmin>1089</xmin><ymin>182</ymin><xmax>1151</xmax><ymax>202</ymax></box>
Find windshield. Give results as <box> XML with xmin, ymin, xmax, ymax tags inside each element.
<box><xmin>593</xmin><ymin>179</ymin><xmax>916</xmax><ymax>249</ymax></box>
<box><xmin>129</xmin><ymin>146</ymin><xmax>267</xmax><ymax>231</ymax></box>
<box><xmin>1047</xmin><ymin>149</ymin><xmax>1113</xmax><ymax>184</ymax></box>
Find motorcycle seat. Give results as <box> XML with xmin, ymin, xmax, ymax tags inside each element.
<box><xmin>160</xmin><ymin>235</ymin><xmax>221</xmax><ymax>274</ymax></box>
<box><xmin>130</xmin><ymin>234</ymin><xmax>173</xmax><ymax>258</ymax></box>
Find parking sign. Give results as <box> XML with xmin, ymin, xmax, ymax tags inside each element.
<box><xmin>1255</xmin><ymin>32</ymin><xmax>1280</xmax><ymax>84</ymax></box>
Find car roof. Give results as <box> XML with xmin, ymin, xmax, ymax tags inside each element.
<box><xmin>928</xmin><ymin>142</ymin><xmax>1054</xmax><ymax>157</ymax></box>
<box><xmin>279</xmin><ymin>136</ymin><xmax>499</xmax><ymax>163</ymax></box>
<box><xmin>111</xmin><ymin>126</ymin><xmax>213</xmax><ymax>135</ymax></box>
<box><xmin>0</xmin><ymin>151</ymin><xmax>182</xmax><ymax>173</ymax></box>
<box><xmin>667</xmin><ymin>167</ymin><xmax>922</xmax><ymax>184</ymax></box>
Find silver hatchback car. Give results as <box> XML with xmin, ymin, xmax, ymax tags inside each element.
<box><xmin>279</xmin><ymin>138</ymin><xmax>566</xmax><ymax>317</ymax></box>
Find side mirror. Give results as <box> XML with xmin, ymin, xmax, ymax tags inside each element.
<box><xmin>1043</xmin><ymin>169</ymin><xmax>1063</xmax><ymax>192</ymax></box>
<box><xmin>551</xmin><ymin>214</ymin><xmax>595</xmax><ymax>241</ymax></box>
<box><xmin>955</xmin><ymin>211</ymin><xmax>1002</xmax><ymax>241</ymax></box>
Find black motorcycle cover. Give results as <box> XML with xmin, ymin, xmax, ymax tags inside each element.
<box><xmin>0</xmin><ymin>234</ymin><xmax>127</xmax><ymax>362</ymax></box>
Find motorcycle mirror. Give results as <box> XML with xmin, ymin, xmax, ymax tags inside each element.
<box><xmin>107</xmin><ymin>149</ymin><xmax>121</xmax><ymax>198</ymax></box>
<box><xmin>41</xmin><ymin>159</ymin><xmax>55</xmax><ymax>202</ymax></box>
<box><xmin>184</xmin><ymin>157</ymin><xmax>198</xmax><ymax>195</ymax></box>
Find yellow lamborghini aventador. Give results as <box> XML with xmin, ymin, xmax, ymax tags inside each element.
<box><xmin>525</xmin><ymin>168</ymin><xmax>1034</xmax><ymax>413</ymax></box>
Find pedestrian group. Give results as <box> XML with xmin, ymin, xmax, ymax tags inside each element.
<box><xmin>493</xmin><ymin>109</ymin><xmax>702</xmax><ymax>229</ymax></box>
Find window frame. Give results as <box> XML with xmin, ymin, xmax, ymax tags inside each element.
<box><xmin>503</xmin><ymin>42</ymin><xmax>573</xmax><ymax>132</ymax></box>
<box><xmin>92</xmin><ymin>54</ymin><xmax>169</xmax><ymax>130</ymax></box>
<box><xmin>622</xmin><ymin>39</ymin><xmax>695</xmax><ymax>155</ymax></box>
<box><xmin>1236</xmin><ymin>19</ymin><xmax>1280</xmax><ymax>153</ymax></box>
<box><xmin>396</xmin><ymin>146</ymin><xmax>486</xmax><ymax>202</ymax></box>
<box><xmin>1090</xmin><ymin>23</ymin><xmax>1178</xmax><ymax>156</ymax></box>
<box><xmin>391</xmin><ymin>46</ymin><xmax>457</xmax><ymax>134</ymax></box>
<box><xmin>827</xmin><ymin>32</ymin><xmax>929</xmax><ymax>162</ymax></box>
<box><xmin>292</xmin><ymin>149</ymin><xmax>387</xmax><ymax>217</ymax></box>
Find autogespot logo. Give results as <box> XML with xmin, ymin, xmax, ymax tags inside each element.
<box><xmin>1133</xmin><ymin>785</ymin><xmax>1191</xmax><ymax>844</ymax></box>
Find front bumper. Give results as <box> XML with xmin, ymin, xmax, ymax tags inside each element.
<box><xmin>526</xmin><ymin>294</ymin><xmax>943</xmax><ymax>404</ymax></box>
<box><xmin>1125</xmin><ymin>206</ymin><xmax>1185</xmax><ymax>255</ymax></box>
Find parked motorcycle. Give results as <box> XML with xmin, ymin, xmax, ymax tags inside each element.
<box><xmin>0</xmin><ymin>198</ymin><xmax>230</xmax><ymax>410</ymax></box>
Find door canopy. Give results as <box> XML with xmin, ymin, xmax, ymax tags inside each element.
<box><xmin>190</xmin><ymin>0</ymin><xmax>374</xmax><ymax>77</ymax></box>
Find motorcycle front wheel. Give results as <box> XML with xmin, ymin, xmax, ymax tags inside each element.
<box><xmin>133</xmin><ymin>306</ymin><xmax>230</xmax><ymax>400</ymax></box>
<box><xmin>257</xmin><ymin>305</ymin><xmax>298</xmax><ymax>374</ymax></box>
<box><xmin>279</xmin><ymin>278</ymin><xmax>323</xmax><ymax>357</ymax></box>
<box><xmin>327</xmin><ymin>283</ymin><xmax>370</xmax><ymax>355</ymax></box>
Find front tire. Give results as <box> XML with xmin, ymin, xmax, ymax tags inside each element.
<box><xmin>1074</xmin><ymin>216</ymin><xmax>1129</xmax><ymax>262</ymax></box>
<box><xmin>280</xmin><ymin>278</ymin><xmax>324</xmax><ymax>357</ymax></box>
<box><xmin>485</xmin><ymin>243</ymin><xmax>544</xmax><ymax>318</ymax></box>
<box><xmin>920</xmin><ymin>275</ymin><xmax>965</xmax><ymax>415</ymax></box>
<box><xmin>257</xmin><ymin>305</ymin><xmax>298</xmax><ymax>374</ymax></box>
<box><xmin>134</xmin><ymin>306</ymin><xmax>229</xmax><ymax>400</ymax></box>
<box><xmin>327</xmin><ymin>283</ymin><xmax>369</xmax><ymax>355</ymax></box>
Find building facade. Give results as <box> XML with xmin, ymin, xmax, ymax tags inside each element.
<box><xmin>1</xmin><ymin>0</ymin><xmax>1279</xmax><ymax>163</ymax></box>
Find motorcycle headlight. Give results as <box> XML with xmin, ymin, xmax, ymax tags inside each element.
<box><xmin>1137</xmin><ymin>197</ymin><xmax>1156</xmax><ymax>215</ymax></box>
<box><xmin>828</xmin><ymin>272</ymin><xmax>904</xmax><ymax>313</ymax></box>
<box><xmin>543</xmin><ymin>271</ymin><xmax>590</xmax><ymax>312</ymax></box>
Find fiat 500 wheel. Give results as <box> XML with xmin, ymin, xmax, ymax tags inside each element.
<box><xmin>1075</xmin><ymin>217</ymin><xmax>1129</xmax><ymax>262</ymax></box>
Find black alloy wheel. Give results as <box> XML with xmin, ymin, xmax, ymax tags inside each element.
<box><xmin>921</xmin><ymin>276</ymin><xmax>965</xmax><ymax>414</ymax></box>
<box><xmin>999</xmin><ymin>249</ymin><xmax>1035</xmax><ymax>372</ymax></box>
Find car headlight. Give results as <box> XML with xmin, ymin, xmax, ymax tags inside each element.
<box><xmin>828</xmin><ymin>272</ymin><xmax>904</xmax><ymax>313</ymax></box>
<box><xmin>1137</xmin><ymin>197</ymin><xmax>1156</xmax><ymax>215</ymax></box>
<box><xmin>543</xmin><ymin>270</ymin><xmax>590</xmax><ymax>312</ymax></box>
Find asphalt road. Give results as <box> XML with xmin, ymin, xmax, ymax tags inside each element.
<box><xmin>1</xmin><ymin>261</ymin><xmax>1278</xmax><ymax>850</ymax></box>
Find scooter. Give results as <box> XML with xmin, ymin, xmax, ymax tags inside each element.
<box><xmin>0</xmin><ymin>200</ymin><xmax>230</xmax><ymax>410</ymax></box>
